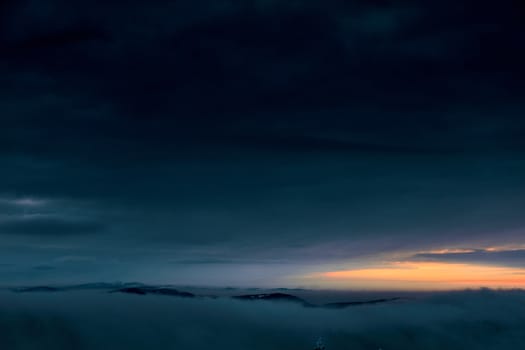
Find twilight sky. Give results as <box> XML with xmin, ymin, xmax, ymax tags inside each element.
<box><xmin>1</xmin><ymin>0</ymin><xmax>525</xmax><ymax>289</ymax></box>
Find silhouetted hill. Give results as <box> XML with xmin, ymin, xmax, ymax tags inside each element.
<box><xmin>232</xmin><ymin>293</ymin><xmax>402</xmax><ymax>309</ymax></box>
<box><xmin>111</xmin><ymin>287</ymin><xmax>195</xmax><ymax>298</ymax></box>
<box><xmin>10</xmin><ymin>282</ymin><xmax>146</xmax><ymax>293</ymax></box>
<box><xmin>67</xmin><ymin>282</ymin><xmax>145</xmax><ymax>290</ymax></box>
<box><xmin>9</xmin><ymin>284</ymin><xmax>401</xmax><ymax>309</ymax></box>
<box><xmin>232</xmin><ymin>293</ymin><xmax>314</xmax><ymax>307</ymax></box>
<box><xmin>323</xmin><ymin>297</ymin><xmax>401</xmax><ymax>309</ymax></box>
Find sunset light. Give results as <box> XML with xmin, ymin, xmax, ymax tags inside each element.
<box><xmin>306</xmin><ymin>262</ymin><xmax>525</xmax><ymax>290</ymax></box>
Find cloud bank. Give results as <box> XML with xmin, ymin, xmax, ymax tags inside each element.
<box><xmin>1</xmin><ymin>290</ymin><xmax>525</xmax><ymax>349</ymax></box>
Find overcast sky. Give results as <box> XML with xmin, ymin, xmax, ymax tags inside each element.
<box><xmin>1</xmin><ymin>0</ymin><xmax>524</xmax><ymax>288</ymax></box>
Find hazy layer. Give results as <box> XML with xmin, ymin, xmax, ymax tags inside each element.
<box><xmin>1</xmin><ymin>289</ymin><xmax>525</xmax><ymax>349</ymax></box>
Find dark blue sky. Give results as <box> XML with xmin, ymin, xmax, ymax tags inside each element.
<box><xmin>1</xmin><ymin>0</ymin><xmax>525</xmax><ymax>288</ymax></box>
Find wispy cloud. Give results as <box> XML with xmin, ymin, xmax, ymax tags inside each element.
<box><xmin>408</xmin><ymin>247</ymin><xmax>525</xmax><ymax>269</ymax></box>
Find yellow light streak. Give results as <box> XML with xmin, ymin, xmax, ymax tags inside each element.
<box><xmin>305</xmin><ymin>262</ymin><xmax>525</xmax><ymax>290</ymax></box>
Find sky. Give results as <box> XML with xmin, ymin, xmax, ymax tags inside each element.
<box><xmin>1</xmin><ymin>0</ymin><xmax>525</xmax><ymax>289</ymax></box>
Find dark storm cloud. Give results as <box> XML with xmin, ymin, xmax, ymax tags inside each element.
<box><xmin>3</xmin><ymin>26</ymin><xmax>108</xmax><ymax>52</ymax></box>
<box><xmin>1</xmin><ymin>0</ymin><xmax>524</xmax><ymax>158</ymax></box>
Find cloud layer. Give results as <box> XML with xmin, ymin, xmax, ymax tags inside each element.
<box><xmin>2</xmin><ymin>290</ymin><xmax>525</xmax><ymax>349</ymax></box>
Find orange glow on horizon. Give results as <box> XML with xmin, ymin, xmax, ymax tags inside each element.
<box><xmin>303</xmin><ymin>262</ymin><xmax>525</xmax><ymax>290</ymax></box>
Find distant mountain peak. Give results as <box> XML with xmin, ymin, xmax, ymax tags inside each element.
<box><xmin>111</xmin><ymin>286</ymin><xmax>195</xmax><ymax>298</ymax></box>
<box><xmin>232</xmin><ymin>293</ymin><xmax>313</xmax><ymax>307</ymax></box>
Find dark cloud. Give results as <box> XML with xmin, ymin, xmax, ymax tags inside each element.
<box><xmin>2</xmin><ymin>0</ymin><xmax>523</xmax><ymax>115</ymax></box>
<box><xmin>3</xmin><ymin>26</ymin><xmax>109</xmax><ymax>52</ymax></box>
<box><xmin>0</xmin><ymin>216</ymin><xmax>105</xmax><ymax>236</ymax></box>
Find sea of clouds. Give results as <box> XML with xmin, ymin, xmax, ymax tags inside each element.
<box><xmin>1</xmin><ymin>289</ymin><xmax>525</xmax><ymax>349</ymax></box>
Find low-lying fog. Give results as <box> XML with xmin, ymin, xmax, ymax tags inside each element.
<box><xmin>1</xmin><ymin>288</ymin><xmax>525</xmax><ymax>349</ymax></box>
